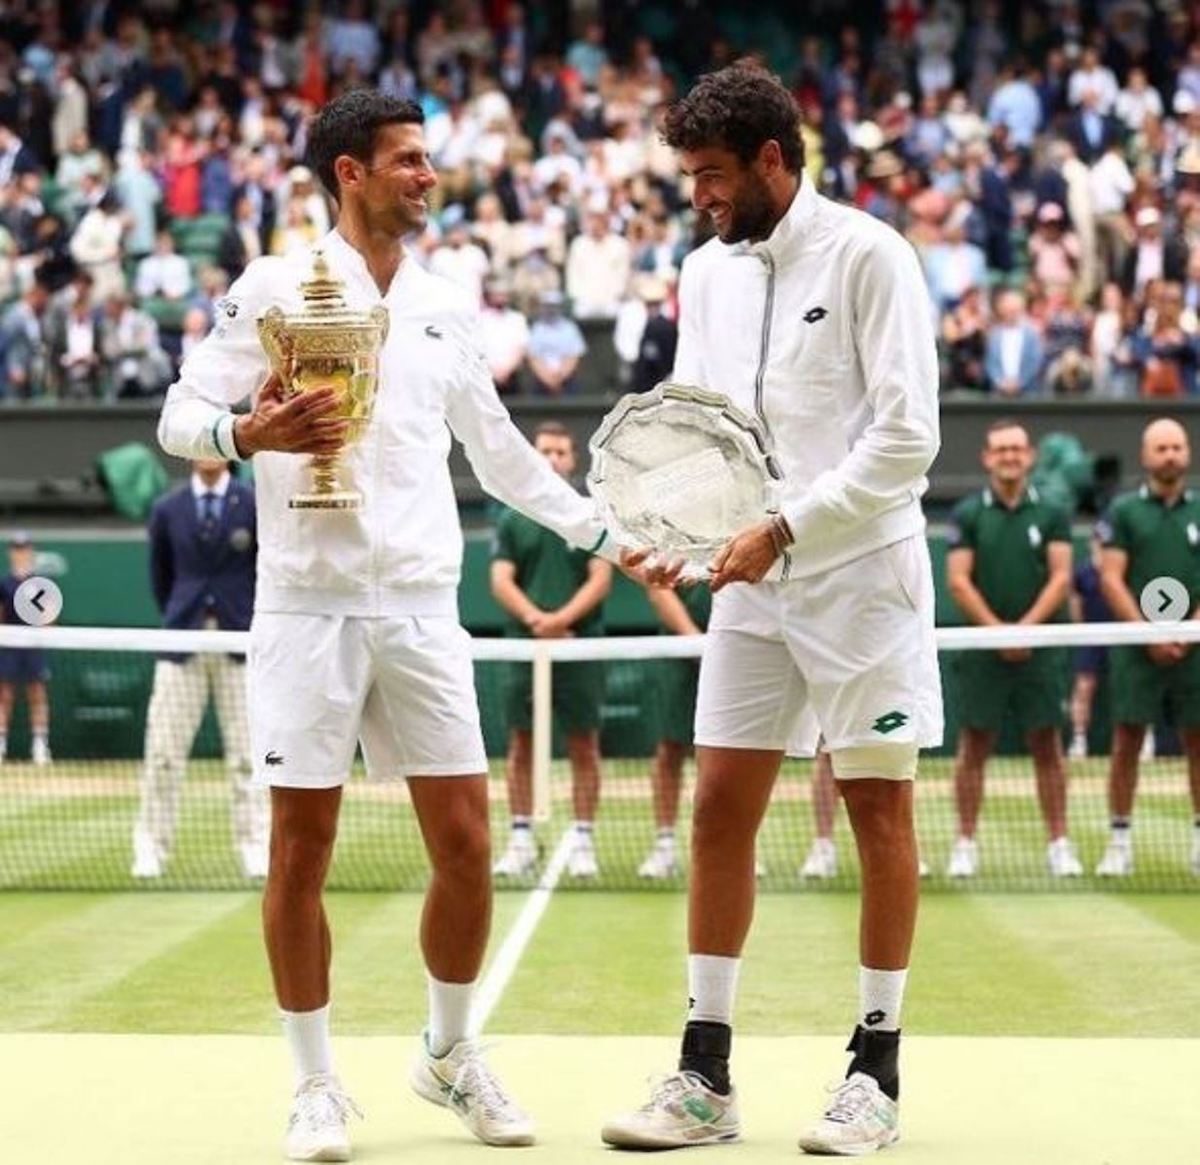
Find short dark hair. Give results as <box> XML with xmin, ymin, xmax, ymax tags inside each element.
<box><xmin>306</xmin><ymin>90</ymin><xmax>424</xmax><ymax>201</ymax></box>
<box><xmin>534</xmin><ymin>420</ymin><xmax>574</xmax><ymax>446</ymax></box>
<box><xmin>662</xmin><ymin>65</ymin><xmax>804</xmax><ymax>173</ymax></box>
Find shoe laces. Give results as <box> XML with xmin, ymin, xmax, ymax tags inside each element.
<box><xmin>450</xmin><ymin>1044</ymin><xmax>526</xmax><ymax>1122</ymax></box>
<box><xmin>291</xmin><ymin>1074</ymin><xmax>362</xmax><ymax>1130</ymax></box>
<box><xmin>641</xmin><ymin>1071</ymin><xmax>707</xmax><ymax>1113</ymax></box>
<box><xmin>822</xmin><ymin>1077</ymin><xmax>878</xmax><ymax>1126</ymax></box>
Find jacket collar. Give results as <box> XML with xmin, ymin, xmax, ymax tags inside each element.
<box><xmin>739</xmin><ymin>174</ymin><xmax>821</xmax><ymax>264</ymax></box>
<box><xmin>321</xmin><ymin>228</ymin><xmax>414</xmax><ymax>301</ymax></box>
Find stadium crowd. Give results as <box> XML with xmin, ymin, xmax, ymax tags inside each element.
<box><xmin>3</xmin><ymin>1</ymin><xmax>1200</xmax><ymax>401</ymax></box>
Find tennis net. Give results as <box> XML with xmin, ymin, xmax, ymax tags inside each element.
<box><xmin>0</xmin><ymin>621</ymin><xmax>1197</xmax><ymax>891</ymax></box>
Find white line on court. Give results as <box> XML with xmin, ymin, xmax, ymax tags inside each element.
<box><xmin>471</xmin><ymin>827</ymin><xmax>575</xmax><ymax>1032</ymax></box>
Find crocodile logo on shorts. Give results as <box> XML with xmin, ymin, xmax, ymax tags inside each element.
<box><xmin>871</xmin><ymin>711</ymin><xmax>908</xmax><ymax>734</ymax></box>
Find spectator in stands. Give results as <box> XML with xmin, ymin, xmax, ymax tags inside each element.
<box><xmin>113</xmin><ymin>149</ymin><xmax>161</xmax><ymax>264</ymax></box>
<box><xmin>1131</xmin><ymin>280</ymin><xmax>1199</xmax><ymax>396</ymax></box>
<box><xmin>0</xmin><ymin>122</ymin><xmax>39</xmax><ymax>187</ymax></box>
<box><xmin>429</xmin><ymin>213</ymin><xmax>490</xmax><ymax>302</ymax></box>
<box><xmin>69</xmin><ymin>190</ymin><xmax>125</xmax><ymax>303</ymax></box>
<box><xmin>985</xmin><ymin>288</ymin><xmax>1044</xmax><ymax>395</ymax></box>
<box><xmin>0</xmin><ymin>532</ymin><xmax>52</xmax><ymax>767</ymax></box>
<box><xmin>986</xmin><ymin>60</ymin><xmax>1041</xmax><ymax>148</ymax></box>
<box><xmin>179</xmin><ymin>307</ymin><xmax>210</xmax><ymax>366</ymax></box>
<box><xmin>1096</xmin><ymin>419</ymin><xmax>1200</xmax><ymax>877</ymax></box>
<box><xmin>490</xmin><ymin>422</ymin><xmax>612</xmax><ymax>879</ymax></box>
<box><xmin>1042</xmin><ymin>284</ymin><xmax>1094</xmax><ymax>396</ymax></box>
<box><xmin>0</xmin><ymin>276</ymin><xmax>50</xmax><ymax>399</ymax></box>
<box><xmin>479</xmin><ymin>276</ymin><xmax>529</xmax><ymax>394</ymax></box>
<box><xmin>1090</xmin><ymin>140</ymin><xmax>1135</xmax><ymax>287</ymax></box>
<box><xmin>1123</xmin><ymin>206</ymin><xmax>1187</xmax><ymax>295</ymax></box>
<box><xmin>1028</xmin><ymin>202</ymin><xmax>1081</xmax><ymax>293</ymax></box>
<box><xmin>135</xmin><ymin>230</ymin><xmax>193</xmax><ymax>302</ymax></box>
<box><xmin>946</xmin><ymin>420</ymin><xmax>1082</xmax><ymax>878</ymax></box>
<box><xmin>1066</xmin><ymin>87</ymin><xmax>1120</xmax><ymax>165</ymax></box>
<box><xmin>269</xmin><ymin>197</ymin><xmax>320</xmax><ymax>258</ymax></box>
<box><xmin>923</xmin><ymin>201</ymin><xmax>987</xmax><ymax>314</ymax></box>
<box><xmin>217</xmin><ymin>193</ymin><xmax>264</xmax><ymax>281</ymax></box>
<box><xmin>1068</xmin><ymin>535</ymin><xmax>1113</xmax><ymax>759</ymax></box>
<box><xmin>54</xmin><ymin>131</ymin><xmax>107</xmax><ymax>227</ymax></box>
<box><xmin>132</xmin><ymin>456</ymin><xmax>265</xmax><ymax>881</ymax></box>
<box><xmin>630</xmin><ymin>275</ymin><xmax>677</xmax><ymax>394</ymax></box>
<box><xmin>941</xmin><ymin>284</ymin><xmax>989</xmax><ymax>391</ymax></box>
<box><xmin>44</xmin><ymin>269</ymin><xmax>101</xmax><ymax>399</ymax></box>
<box><xmin>1091</xmin><ymin>282</ymin><xmax>1129</xmax><ymax>396</ymax></box>
<box><xmin>99</xmin><ymin>291</ymin><xmax>172</xmax><ymax>400</ymax></box>
<box><xmin>1115</xmin><ymin>66</ymin><xmax>1163</xmax><ymax>135</ymax></box>
<box><xmin>638</xmin><ymin>581</ymin><xmax>710</xmax><ymax>880</ymax></box>
<box><xmin>565</xmin><ymin>21</ymin><xmax>608</xmax><ymax>89</ymax></box>
<box><xmin>566</xmin><ymin>207</ymin><xmax>631</xmax><ymax>319</ymax></box>
<box><xmin>527</xmin><ymin>289</ymin><xmax>585</xmax><ymax>395</ymax></box>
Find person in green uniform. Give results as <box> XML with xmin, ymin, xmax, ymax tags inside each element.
<box><xmin>946</xmin><ymin>420</ymin><xmax>1082</xmax><ymax>878</ymax></box>
<box><xmin>637</xmin><ymin>582</ymin><xmax>711</xmax><ymax>879</ymax></box>
<box><xmin>1096</xmin><ymin>417</ymin><xmax>1200</xmax><ymax>877</ymax></box>
<box><xmin>490</xmin><ymin>422</ymin><xmax>613</xmax><ymax>879</ymax></box>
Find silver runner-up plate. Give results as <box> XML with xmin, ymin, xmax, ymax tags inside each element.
<box><xmin>587</xmin><ymin>382</ymin><xmax>779</xmax><ymax>576</ymax></box>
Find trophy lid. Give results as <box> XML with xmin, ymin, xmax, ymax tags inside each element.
<box><xmin>266</xmin><ymin>249</ymin><xmax>390</xmax><ymax>339</ymax></box>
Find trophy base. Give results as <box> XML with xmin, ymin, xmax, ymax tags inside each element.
<box><xmin>289</xmin><ymin>491</ymin><xmax>362</xmax><ymax>511</ymax></box>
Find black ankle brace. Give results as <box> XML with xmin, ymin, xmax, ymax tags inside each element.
<box><xmin>846</xmin><ymin>1024</ymin><xmax>900</xmax><ymax>1101</ymax></box>
<box><xmin>679</xmin><ymin>1021</ymin><xmax>732</xmax><ymax>1095</ymax></box>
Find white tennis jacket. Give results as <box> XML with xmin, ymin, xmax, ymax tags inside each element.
<box><xmin>674</xmin><ymin>176</ymin><xmax>941</xmax><ymax>580</ymax></box>
<box><xmin>157</xmin><ymin>230</ymin><xmax>610</xmax><ymax>617</ymax></box>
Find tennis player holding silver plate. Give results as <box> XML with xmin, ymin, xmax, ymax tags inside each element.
<box><xmin>588</xmin><ymin>382</ymin><xmax>781</xmax><ymax>579</ymax></box>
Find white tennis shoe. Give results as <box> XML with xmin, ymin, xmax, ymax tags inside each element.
<box><xmin>567</xmin><ymin>837</ymin><xmax>599</xmax><ymax>879</ymax></box>
<box><xmin>638</xmin><ymin>841</ymin><xmax>678</xmax><ymax>879</ymax></box>
<box><xmin>798</xmin><ymin>1072</ymin><xmax>899</xmax><ymax>1156</ymax></box>
<box><xmin>1046</xmin><ymin>837</ymin><xmax>1083</xmax><ymax>877</ymax></box>
<box><xmin>601</xmin><ymin>1071</ymin><xmax>740</xmax><ymax>1148</ymax></box>
<box><xmin>946</xmin><ymin>836</ymin><xmax>978</xmax><ymax>878</ymax></box>
<box><xmin>411</xmin><ymin>1033</ymin><xmax>535</xmax><ymax>1146</ymax></box>
<box><xmin>284</xmin><ymin>1072</ymin><xmax>360</xmax><ymax>1162</ymax></box>
<box><xmin>492</xmin><ymin>830</ymin><xmax>537</xmax><ymax>877</ymax></box>
<box><xmin>1096</xmin><ymin>841</ymin><xmax>1133</xmax><ymax>877</ymax></box>
<box><xmin>800</xmin><ymin>838</ymin><xmax>838</xmax><ymax>879</ymax></box>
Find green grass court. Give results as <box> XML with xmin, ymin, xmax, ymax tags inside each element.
<box><xmin>3</xmin><ymin>757</ymin><xmax>1199</xmax><ymax>1161</ymax></box>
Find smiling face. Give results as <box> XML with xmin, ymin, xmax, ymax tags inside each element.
<box><xmin>982</xmin><ymin>424</ymin><xmax>1034</xmax><ymax>491</ymax></box>
<box><xmin>679</xmin><ymin>142</ymin><xmax>779</xmax><ymax>244</ymax></box>
<box><xmin>334</xmin><ymin>121</ymin><xmax>438</xmax><ymax>238</ymax></box>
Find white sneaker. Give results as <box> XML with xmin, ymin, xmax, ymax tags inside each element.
<box><xmin>1191</xmin><ymin>834</ymin><xmax>1200</xmax><ymax>876</ymax></box>
<box><xmin>638</xmin><ymin>842</ymin><xmax>678</xmax><ymax>879</ymax></box>
<box><xmin>284</xmin><ymin>1072</ymin><xmax>360</xmax><ymax>1162</ymax></box>
<box><xmin>492</xmin><ymin>830</ymin><xmax>537</xmax><ymax>878</ymax></box>
<box><xmin>1047</xmin><ymin>837</ymin><xmax>1083</xmax><ymax>877</ymax></box>
<box><xmin>800</xmin><ymin>838</ymin><xmax>838</xmax><ymax>879</ymax></box>
<box><xmin>411</xmin><ymin>1034</ymin><xmax>535</xmax><ymax>1146</ymax></box>
<box><xmin>1096</xmin><ymin>841</ymin><xmax>1133</xmax><ymax>877</ymax></box>
<box><xmin>131</xmin><ymin>835</ymin><xmax>163</xmax><ymax>879</ymax></box>
<box><xmin>31</xmin><ymin>737</ymin><xmax>51</xmax><ymax>766</ymax></box>
<box><xmin>239</xmin><ymin>842</ymin><xmax>269</xmax><ymax>879</ymax></box>
<box><xmin>601</xmin><ymin>1072</ymin><xmax>740</xmax><ymax>1149</ymax></box>
<box><xmin>567</xmin><ymin>837</ymin><xmax>599</xmax><ymax>879</ymax></box>
<box><xmin>946</xmin><ymin>837</ymin><xmax>978</xmax><ymax>878</ymax></box>
<box><xmin>1067</xmin><ymin>734</ymin><xmax>1087</xmax><ymax>760</ymax></box>
<box><xmin>798</xmin><ymin>1071</ymin><xmax>899</xmax><ymax>1155</ymax></box>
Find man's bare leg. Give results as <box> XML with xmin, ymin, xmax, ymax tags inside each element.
<box><xmin>1027</xmin><ymin>725</ymin><xmax>1068</xmax><ymax>840</ymax></box>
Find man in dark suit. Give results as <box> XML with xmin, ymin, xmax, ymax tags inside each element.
<box><xmin>131</xmin><ymin>457</ymin><xmax>266</xmax><ymax>880</ymax></box>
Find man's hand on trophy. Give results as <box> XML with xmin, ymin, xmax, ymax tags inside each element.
<box><xmin>709</xmin><ymin>516</ymin><xmax>793</xmax><ymax>592</ymax></box>
<box><xmin>232</xmin><ymin>373</ymin><xmax>350</xmax><ymax>457</ymax></box>
<box><xmin>618</xmin><ymin>547</ymin><xmax>685</xmax><ymax>589</ymax></box>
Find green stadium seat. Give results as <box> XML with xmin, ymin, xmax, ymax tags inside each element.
<box><xmin>140</xmin><ymin>296</ymin><xmax>189</xmax><ymax>331</ymax></box>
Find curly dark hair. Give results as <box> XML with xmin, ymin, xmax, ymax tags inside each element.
<box><xmin>662</xmin><ymin>65</ymin><xmax>804</xmax><ymax>173</ymax></box>
<box><xmin>306</xmin><ymin>90</ymin><xmax>425</xmax><ymax>202</ymax></box>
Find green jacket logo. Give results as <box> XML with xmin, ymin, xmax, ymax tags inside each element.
<box><xmin>872</xmin><ymin>710</ymin><xmax>908</xmax><ymax>734</ymax></box>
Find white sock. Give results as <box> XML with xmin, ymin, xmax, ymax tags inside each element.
<box><xmin>427</xmin><ymin>975</ymin><xmax>474</xmax><ymax>1057</ymax></box>
<box><xmin>688</xmin><ymin>954</ymin><xmax>740</xmax><ymax>1025</ymax></box>
<box><xmin>280</xmin><ymin>1003</ymin><xmax>334</xmax><ymax>1085</ymax></box>
<box><xmin>859</xmin><ymin>966</ymin><xmax>908</xmax><ymax>1033</ymax></box>
<box><xmin>656</xmin><ymin>829</ymin><xmax>675</xmax><ymax>849</ymax></box>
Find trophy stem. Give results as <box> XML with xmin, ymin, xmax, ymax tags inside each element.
<box><xmin>289</xmin><ymin>451</ymin><xmax>362</xmax><ymax>510</ymax></box>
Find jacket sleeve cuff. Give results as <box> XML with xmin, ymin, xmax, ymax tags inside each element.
<box><xmin>212</xmin><ymin>413</ymin><xmax>245</xmax><ymax>462</ymax></box>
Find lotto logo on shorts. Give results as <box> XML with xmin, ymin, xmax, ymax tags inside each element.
<box><xmin>871</xmin><ymin>710</ymin><xmax>908</xmax><ymax>734</ymax></box>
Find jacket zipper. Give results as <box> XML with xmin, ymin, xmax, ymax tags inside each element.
<box><xmin>755</xmin><ymin>253</ymin><xmax>791</xmax><ymax>580</ymax></box>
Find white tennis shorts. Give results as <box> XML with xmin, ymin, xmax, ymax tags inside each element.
<box><xmin>695</xmin><ymin>536</ymin><xmax>943</xmax><ymax>774</ymax></box>
<box><xmin>248</xmin><ymin>613</ymin><xmax>488</xmax><ymax>788</ymax></box>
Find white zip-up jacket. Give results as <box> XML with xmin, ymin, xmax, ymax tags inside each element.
<box><xmin>158</xmin><ymin>230</ymin><xmax>610</xmax><ymax>617</ymax></box>
<box><xmin>674</xmin><ymin>176</ymin><xmax>940</xmax><ymax>580</ymax></box>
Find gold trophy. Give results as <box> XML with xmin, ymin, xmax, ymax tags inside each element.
<box><xmin>257</xmin><ymin>250</ymin><xmax>389</xmax><ymax>510</ymax></box>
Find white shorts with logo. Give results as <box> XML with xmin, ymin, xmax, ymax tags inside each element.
<box><xmin>248</xmin><ymin>613</ymin><xmax>488</xmax><ymax>788</ymax></box>
<box><xmin>695</xmin><ymin>536</ymin><xmax>943</xmax><ymax>774</ymax></box>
